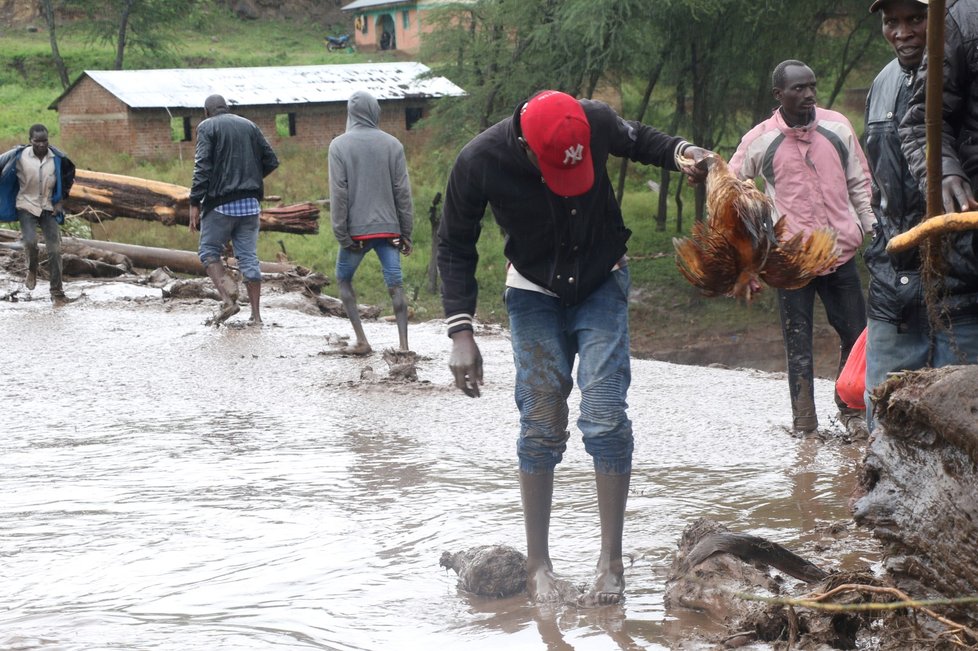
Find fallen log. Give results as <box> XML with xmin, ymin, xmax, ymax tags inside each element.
<box><xmin>64</xmin><ymin>169</ymin><xmax>320</xmax><ymax>234</ymax></box>
<box><xmin>0</xmin><ymin>241</ymin><xmax>130</xmax><ymax>279</ymax></box>
<box><xmin>0</xmin><ymin>229</ymin><xmax>300</xmax><ymax>276</ymax></box>
<box><xmin>886</xmin><ymin>210</ymin><xmax>978</xmax><ymax>254</ymax></box>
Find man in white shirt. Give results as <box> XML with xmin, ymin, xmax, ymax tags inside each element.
<box><xmin>0</xmin><ymin>124</ymin><xmax>76</xmax><ymax>304</ymax></box>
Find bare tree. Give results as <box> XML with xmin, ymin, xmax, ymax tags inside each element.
<box><xmin>39</xmin><ymin>0</ymin><xmax>71</xmax><ymax>89</ymax></box>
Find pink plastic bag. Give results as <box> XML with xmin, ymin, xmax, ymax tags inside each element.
<box><xmin>836</xmin><ymin>327</ymin><xmax>867</xmax><ymax>410</ymax></box>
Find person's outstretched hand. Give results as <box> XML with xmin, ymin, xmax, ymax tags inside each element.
<box><xmin>942</xmin><ymin>175</ymin><xmax>978</xmax><ymax>214</ymax></box>
<box><xmin>679</xmin><ymin>146</ymin><xmax>713</xmax><ymax>185</ymax></box>
<box><xmin>449</xmin><ymin>329</ymin><xmax>483</xmax><ymax>398</ymax></box>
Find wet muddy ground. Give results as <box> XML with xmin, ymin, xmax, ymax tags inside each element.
<box><xmin>0</xmin><ymin>273</ymin><xmax>879</xmax><ymax>651</ymax></box>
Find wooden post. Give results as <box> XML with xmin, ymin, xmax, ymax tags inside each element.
<box><xmin>924</xmin><ymin>0</ymin><xmax>945</xmax><ymax>220</ymax></box>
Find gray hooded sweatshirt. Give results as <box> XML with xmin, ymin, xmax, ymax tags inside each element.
<box><xmin>327</xmin><ymin>91</ymin><xmax>414</xmax><ymax>248</ymax></box>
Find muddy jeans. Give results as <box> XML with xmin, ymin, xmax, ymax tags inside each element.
<box><xmin>506</xmin><ymin>268</ymin><xmax>633</xmax><ymax>476</ymax></box>
<box><xmin>777</xmin><ymin>257</ymin><xmax>866</xmax><ymax>425</ymax></box>
<box><xmin>865</xmin><ymin>316</ymin><xmax>978</xmax><ymax>430</ymax></box>
<box><xmin>335</xmin><ymin>239</ymin><xmax>403</xmax><ymax>288</ymax></box>
<box><xmin>198</xmin><ymin>209</ymin><xmax>261</xmax><ymax>282</ymax></box>
<box><xmin>18</xmin><ymin>209</ymin><xmax>63</xmax><ymax>296</ymax></box>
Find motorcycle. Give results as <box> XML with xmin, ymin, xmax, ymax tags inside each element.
<box><xmin>325</xmin><ymin>34</ymin><xmax>355</xmax><ymax>52</ymax></box>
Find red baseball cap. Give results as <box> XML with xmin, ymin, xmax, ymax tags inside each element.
<box><xmin>520</xmin><ymin>90</ymin><xmax>594</xmax><ymax>197</ymax></box>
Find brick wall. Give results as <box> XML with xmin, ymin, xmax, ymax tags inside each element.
<box><xmin>57</xmin><ymin>80</ymin><xmax>432</xmax><ymax>160</ymax></box>
<box><xmin>57</xmin><ymin>78</ymin><xmax>134</xmax><ymax>152</ymax></box>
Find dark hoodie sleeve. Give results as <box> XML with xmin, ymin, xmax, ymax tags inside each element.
<box><xmin>437</xmin><ymin>144</ymin><xmax>487</xmax><ymax>335</ymax></box>
<box><xmin>190</xmin><ymin>120</ymin><xmax>213</xmax><ymax>205</ymax></box>
<box><xmin>583</xmin><ymin>100</ymin><xmax>684</xmax><ymax>171</ymax></box>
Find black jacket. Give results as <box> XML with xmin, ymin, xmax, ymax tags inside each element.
<box><xmin>437</xmin><ymin>98</ymin><xmax>685</xmax><ymax>334</ymax></box>
<box><xmin>897</xmin><ymin>0</ymin><xmax>978</xmax><ymax>322</ymax></box>
<box><xmin>190</xmin><ymin>112</ymin><xmax>279</xmax><ymax>212</ymax></box>
<box><xmin>864</xmin><ymin>58</ymin><xmax>928</xmax><ymax>327</ymax></box>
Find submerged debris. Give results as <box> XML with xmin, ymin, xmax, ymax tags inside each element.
<box><xmin>440</xmin><ymin>545</ymin><xmax>527</xmax><ymax>598</ymax></box>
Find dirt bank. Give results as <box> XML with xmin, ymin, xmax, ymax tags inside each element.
<box><xmin>639</xmin><ymin>324</ymin><xmax>844</xmax><ymax>379</ymax></box>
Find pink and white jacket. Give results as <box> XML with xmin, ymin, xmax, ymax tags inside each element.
<box><xmin>728</xmin><ymin>107</ymin><xmax>875</xmax><ymax>269</ymax></box>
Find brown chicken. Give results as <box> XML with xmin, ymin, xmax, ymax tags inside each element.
<box><xmin>673</xmin><ymin>154</ymin><xmax>838</xmax><ymax>302</ymax></box>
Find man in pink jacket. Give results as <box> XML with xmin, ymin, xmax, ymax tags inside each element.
<box><xmin>729</xmin><ymin>59</ymin><xmax>875</xmax><ymax>436</ymax></box>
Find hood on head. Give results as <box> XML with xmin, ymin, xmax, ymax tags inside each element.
<box><xmin>346</xmin><ymin>91</ymin><xmax>380</xmax><ymax>131</ymax></box>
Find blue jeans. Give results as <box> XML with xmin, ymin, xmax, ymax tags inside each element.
<box><xmin>18</xmin><ymin>209</ymin><xmax>63</xmax><ymax>294</ymax></box>
<box><xmin>198</xmin><ymin>209</ymin><xmax>261</xmax><ymax>282</ymax></box>
<box><xmin>865</xmin><ymin>316</ymin><xmax>978</xmax><ymax>430</ymax></box>
<box><xmin>506</xmin><ymin>268</ymin><xmax>633</xmax><ymax>476</ymax></box>
<box><xmin>777</xmin><ymin>257</ymin><xmax>866</xmax><ymax>422</ymax></box>
<box><xmin>335</xmin><ymin>239</ymin><xmax>402</xmax><ymax>287</ymax></box>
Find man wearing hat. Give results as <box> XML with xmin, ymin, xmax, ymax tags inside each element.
<box><xmin>437</xmin><ymin>90</ymin><xmax>711</xmax><ymax>606</ymax></box>
<box><xmin>866</xmin><ymin>0</ymin><xmax>978</xmax><ymax>430</ymax></box>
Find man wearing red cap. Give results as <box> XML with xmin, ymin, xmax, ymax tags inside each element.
<box><xmin>437</xmin><ymin>90</ymin><xmax>710</xmax><ymax>605</ymax></box>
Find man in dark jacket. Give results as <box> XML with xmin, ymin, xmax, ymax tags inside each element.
<box><xmin>0</xmin><ymin>124</ymin><xmax>75</xmax><ymax>305</ymax></box>
<box><xmin>863</xmin><ymin>0</ymin><xmax>944</xmax><ymax>430</ymax></box>
<box><xmin>890</xmin><ymin>0</ymin><xmax>978</xmax><ymax>406</ymax></box>
<box><xmin>190</xmin><ymin>94</ymin><xmax>279</xmax><ymax>326</ymax></box>
<box><xmin>437</xmin><ymin>90</ymin><xmax>711</xmax><ymax>606</ymax></box>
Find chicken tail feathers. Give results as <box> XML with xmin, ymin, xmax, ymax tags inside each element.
<box><xmin>761</xmin><ymin>225</ymin><xmax>838</xmax><ymax>289</ymax></box>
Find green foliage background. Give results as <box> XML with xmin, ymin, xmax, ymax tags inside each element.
<box><xmin>0</xmin><ymin>0</ymin><xmax>884</xmax><ymax>348</ymax></box>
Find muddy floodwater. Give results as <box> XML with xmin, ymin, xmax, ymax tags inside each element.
<box><xmin>0</xmin><ymin>276</ymin><xmax>879</xmax><ymax>650</ymax></box>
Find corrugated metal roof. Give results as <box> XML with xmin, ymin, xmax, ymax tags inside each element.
<box><xmin>342</xmin><ymin>0</ymin><xmax>411</xmax><ymax>9</ymax></box>
<box><xmin>55</xmin><ymin>62</ymin><xmax>465</xmax><ymax>110</ymax></box>
<box><xmin>342</xmin><ymin>0</ymin><xmax>469</xmax><ymax>10</ymax></box>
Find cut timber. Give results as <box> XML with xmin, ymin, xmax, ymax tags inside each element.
<box><xmin>0</xmin><ymin>229</ymin><xmax>297</xmax><ymax>276</ymax></box>
<box><xmin>885</xmin><ymin>210</ymin><xmax>978</xmax><ymax>253</ymax></box>
<box><xmin>64</xmin><ymin>169</ymin><xmax>320</xmax><ymax>234</ymax></box>
<box><xmin>853</xmin><ymin>366</ymin><xmax>978</xmax><ymax>630</ymax></box>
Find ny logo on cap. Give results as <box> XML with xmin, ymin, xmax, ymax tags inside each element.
<box><xmin>563</xmin><ymin>144</ymin><xmax>584</xmax><ymax>166</ymax></box>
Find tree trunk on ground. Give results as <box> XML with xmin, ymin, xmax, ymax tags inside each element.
<box><xmin>64</xmin><ymin>169</ymin><xmax>320</xmax><ymax>234</ymax></box>
<box><xmin>0</xmin><ymin>229</ymin><xmax>300</xmax><ymax>277</ymax></box>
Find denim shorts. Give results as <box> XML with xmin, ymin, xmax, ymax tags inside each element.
<box><xmin>335</xmin><ymin>239</ymin><xmax>403</xmax><ymax>287</ymax></box>
<box><xmin>198</xmin><ymin>209</ymin><xmax>261</xmax><ymax>282</ymax></box>
<box><xmin>505</xmin><ymin>267</ymin><xmax>633</xmax><ymax>476</ymax></box>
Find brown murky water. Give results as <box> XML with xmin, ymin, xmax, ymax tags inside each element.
<box><xmin>0</xmin><ymin>276</ymin><xmax>878</xmax><ymax>650</ymax></box>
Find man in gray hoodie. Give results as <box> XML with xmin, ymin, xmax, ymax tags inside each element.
<box><xmin>328</xmin><ymin>90</ymin><xmax>414</xmax><ymax>354</ymax></box>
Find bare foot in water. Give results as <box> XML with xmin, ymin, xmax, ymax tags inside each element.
<box><xmin>526</xmin><ymin>566</ymin><xmax>579</xmax><ymax>603</ymax></box>
<box><xmin>578</xmin><ymin>569</ymin><xmax>625</xmax><ymax>607</ymax></box>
